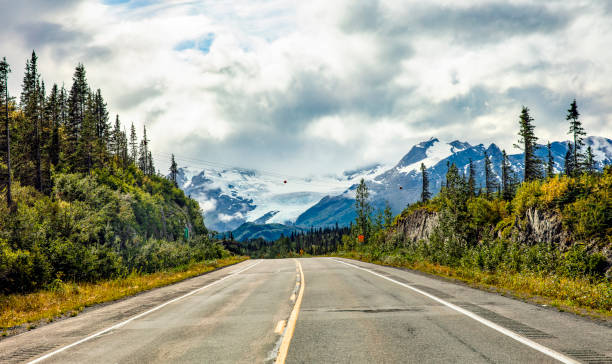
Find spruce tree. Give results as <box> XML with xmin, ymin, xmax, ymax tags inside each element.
<box><xmin>38</xmin><ymin>80</ymin><xmax>52</xmax><ymax>192</ymax></box>
<box><xmin>420</xmin><ymin>163</ymin><xmax>430</xmax><ymax>202</ymax></box>
<box><xmin>514</xmin><ymin>106</ymin><xmax>541</xmax><ymax>181</ymax></box>
<box><xmin>169</xmin><ymin>154</ymin><xmax>178</xmax><ymax>187</ymax></box>
<box><xmin>92</xmin><ymin>89</ymin><xmax>109</xmax><ymax>165</ymax></box>
<box><xmin>0</xmin><ymin>57</ymin><xmax>11</xmax><ymax>207</ymax></box>
<box><xmin>110</xmin><ymin>115</ymin><xmax>122</xmax><ymax>158</ymax></box>
<box><xmin>147</xmin><ymin>151</ymin><xmax>154</xmax><ymax>175</ymax></box>
<box><xmin>138</xmin><ymin>126</ymin><xmax>150</xmax><ymax>174</ymax></box>
<box><xmin>129</xmin><ymin>123</ymin><xmax>138</xmax><ymax>163</ymax></box>
<box><xmin>564</xmin><ymin>143</ymin><xmax>574</xmax><ymax>176</ymax></box>
<box><xmin>501</xmin><ymin>150</ymin><xmax>513</xmax><ymax>200</ymax></box>
<box><xmin>78</xmin><ymin>89</ymin><xmax>97</xmax><ymax>172</ymax></box>
<box><xmin>584</xmin><ymin>146</ymin><xmax>595</xmax><ymax>173</ymax></box>
<box><xmin>120</xmin><ymin>128</ymin><xmax>129</xmax><ymax>167</ymax></box>
<box><xmin>355</xmin><ymin>178</ymin><xmax>372</xmax><ymax>244</ymax></box>
<box><xmin>484</xmin><ymin>151</ymin><xmax>496</xmax><ymax>197</ymax></box>
<box><xmin>566</xmin><ymin>99</ymin><xmax>585</xmax><ymax>175</ymax></box>
<box><xmin>546</xmin><ymin>141</ymin><xmax>554</xmax><ymax>178</ymax></box>
<box><xmin>467</xmin><ymin>159</ymin><xmax>475</xmax><ymax>197</ymax></box>
<box><xmin>20</xmin><ymin>51</ymin><xmax>42</xmax><ymax>189</ymax></box>
<box><xmin>47</xmin><ymin>84</ymin><xmax>61</xmax><ymax>167</ymax></box>
<box><xmin>66</xmin><ymin>64</ymin><xmax>88</xmax><ymax>171</ymax></box>
<box><xmin>383</xmin><ymin>202</ymin><xmax>393</xmax><ymax>228</ymax></box>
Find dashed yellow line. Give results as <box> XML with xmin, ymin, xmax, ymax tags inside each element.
<box><xmin>275</xmin><ymin>259</ymin><xmax>305</xmax><ymax>364</ymax></box>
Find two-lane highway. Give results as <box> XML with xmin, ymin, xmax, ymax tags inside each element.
<box><xmin>0</xmin><ymin>258</ymin><xmax>610</xmax><ymax>363</ymax></box>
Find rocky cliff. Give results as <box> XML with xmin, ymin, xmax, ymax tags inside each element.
<box><xmin>393</xmin><ymin>209</ymin><xmax>439</xmax><ymax>244</ymax></box>
<box><xmin>393</xmin><ymin>206</ymin><xmax>611</xmax><ymax>265</ymax></box>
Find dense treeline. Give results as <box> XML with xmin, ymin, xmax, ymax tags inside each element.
<box><xmin>1</xmin><ymin>51</ymin><xmax>155</xmax><ymax>199</ymax></box>
<box><xmin>224</xmin><ymin>224</ymin><xmax>351</xmax><ymax>258</ymax></box>
<box><xmin>0</xmin><ymin>52</ymin><xmax>226</xmax><ymax>294</ymax></box>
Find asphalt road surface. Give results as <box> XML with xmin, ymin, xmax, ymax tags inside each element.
<box><xmin>0</xmin><ymin>258</ymin><xmax>610</xmax><ymax>364</ymax></box>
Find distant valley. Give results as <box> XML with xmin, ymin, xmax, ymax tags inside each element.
<box><xmin>177</xmin><ymin>136</ymin><xmax>612</xmax><ymax>241</ymax></box>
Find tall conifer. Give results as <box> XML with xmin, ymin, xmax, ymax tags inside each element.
<box><xmin>567</xmin><ymin>99</ymin><xmax>585</xmax><ymax>175</ymax></box>
<box><xmin>0</xmin><ymin>57</ymin><xmax>11</xmax><ymax>206</ymax></box>
<box><xmin>169</xmin><ymin>154</ymin><xmax>178</xmax><ymax>187</ymax></box>
<box><xmin>66</xmin><ymin>64</ymin><xmax>88</xmax><ymax>171</ymax></box>
<box><xmin>129</xmin><ymin>123</ymin><xmax>138</xmax><ymax>163</ymax></box>
<box><xmin>501</xmin><ymin>150</ymin><xmax>513</xmax><ymax>200</ymax></box>
<box><xmin>584</xmin><ymin>146</ymin><xmax>595</xmax><ymax>173</ymax></box>
<box><xmin>564</xmin><ymin>143</ymin><xmax>574</xmax><ymax>176</ymax></box>
<box><xmin>514</xmin><ymin>106</ymin><xmax>541</xmax><ymax>181</ymax></box>
<box><xmin>484</xmin><ymin>151</ymin><xmax>496</xmax><ymax>197</ymax></box>
<box><xmin>546</xmin><ymin>141</ymin><xmax>554</xmax><ymax>178</ymax></box>
<box><xmin>420</xmin><ymin>163</ymin><xmax>430</xmax><ymax>202</ymax></box>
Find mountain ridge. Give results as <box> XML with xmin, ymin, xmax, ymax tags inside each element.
<box><xmin>177</xmin><ymin>136</ymin><xmax>612</xmax><ymax>238</ymax></box>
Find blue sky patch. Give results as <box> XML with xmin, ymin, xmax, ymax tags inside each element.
<box><xmin>102</xmin><ymin>0</ymin><xmax>157</xmax><ymax>8</ymax></box>
<box><xmin>174</xmin><ymin>33</ymin><xmax>215</xmax><ymax>54</ymax></box>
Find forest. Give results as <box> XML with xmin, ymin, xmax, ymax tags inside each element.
<box><xmin>0</xmin><ymin>52</ymin><xmax>227</xmax><ymax>295</ymax></box>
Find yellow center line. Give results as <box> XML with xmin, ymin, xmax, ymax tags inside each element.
<box><xmin>275</xmin><ymin>259</ymin><xmax>305</xmax><ymax>364</ymax></box>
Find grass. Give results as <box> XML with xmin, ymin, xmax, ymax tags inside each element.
<box><xmin>335</xmin><ymin>251</ymin><xmax>612</xmax><ymax>319</ymax></box>
<box><xmin>0</xmin><ymin>256</ymin><xmax>249</xmax><ymax>330</ymax></box>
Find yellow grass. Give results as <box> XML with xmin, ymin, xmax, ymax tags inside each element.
<box><xmin>0</xmin><ymin>256</ymin><xmax>249</xmax><ymax>330</ymax></box>
<box><xmin>336</xmin><ymin>252</ymin><xmax>612</xmax><ymax>318</ymax></box>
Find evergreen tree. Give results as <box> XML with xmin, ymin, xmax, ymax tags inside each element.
<box><xmin>80</xmin><ymin>89</ymin><xmax>99</xmax><ymax>172</ymax></box>
<box><xmin>383</xmin><ymin>202</ymin><xmax>393</xmax><ymax>229</ymax></box>
<box><xmin>147</xmin><ymin>151</ymin><xmax>154</xmax><ymax>176</ymax></box>
<box><xmin>501</xmin><ymin>150</ymin><xmax>514</xmax><ymax>200</ymax></box>
<box><xmin>584</xmin><ymin>146</ymin><xmax>595</xmax><ymax>173</ymax></box>
<box><xmin>57</xmin><ymin>85</ymin><xmax>68</xmax><ymax>168</ymax></box>
<box><xmin>129</xmin><ymin>123</ymin><xmax>138</xmax><ymax>163</ymax></box>
<box><xmin>546</xmin><ymin>141</ymin><xmax>554</xmax><ymax>178</ymax></box>
<box><xmin>467</xmin><ymin>159</ymin><xmax>475</xmax><ymax>197</ymax></box>
<box><xmin>484</xmin><ymin>150</ymin><xmax>496</xmax><ymax>197</ymax></box>
<box><xmin>169</xmin><ymin>154</ymin><xmax>178</xmax><ymax>187</ymax></box>
<box><xmin>138</xmin><ymin>126</ymin><xmax>150</xmax><ymax>174</ymax></box>
<box><xmin>110</xmin><ymin>115</ymin><xmax>122</xmax><ymax>158</ymax></box>
<box><xmin>567</xmin><ymin>99</ymin><xmax>585</xmax><ymax>175</ymax></box>
<box><xmin>66</xmin><ymin>64</ymin><xmax>88</xmax><ymax>171</ymax></box>
<box><xmin>120</xmin><ymin>128</ymin><xmax>129</xmax><ymax>167</ymax></box>
<box><xmin>514</xmin><ymin>106</ymin><xmax>541</xmax><ymax>181</ymax></box>
<box><xmin>38</xmin><ymin>80</ymin><xmax>52</xmax><ymax>192</ymax></box>
<box><xmin>47</xmin><ymin>84</ymin><xmax>61</xmax><ymax>167</ymax></box>
<box><xmin>564</xmin><ymin>143</ymin><xmax>574</xmax><ymax>176</ymax></box>
<box><xmin>0</xmin><ymin>57</ymin><xmax>11</xmax><ymax>207</ymax></box>
<box><xmin>92</xmin><ymin>89</ymin><xmax>109</xmax><ymax>165</ymax></box>
<box><xmin>420</xmin><ymin>163</ymin><xmax>431</xmax><ymax>202</ymax></box>
<box><xmin>355</xmin><ymin>178</ymin><xmax>372</xmax><ymax>243</ymax></box>
<box><xmin>20</xmin><ymin>51</ymin><xmax>42</xmax><ymax>189</ymax></box>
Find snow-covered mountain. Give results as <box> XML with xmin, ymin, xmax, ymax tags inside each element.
<box><xmin>176</xmin><ymin>162</ymin><xmax>389</xmax><ymax>232</ymax></box>
<box><xmin>177</xmin><ymin>136</ymin><xmax>612</xmax><ymax>234</ymax></box>
<box><xmin>295</xmin><ymin>136</ymin><xmax>612</xmax><ymax>228</ymax></box>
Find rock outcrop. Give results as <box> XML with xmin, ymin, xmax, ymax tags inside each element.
<box><xmin>394</xmin><ymin>209</ymin><xmax>439</xmax><ymax>244</ymax></box>
<box><xmin>504</xmin><ymin>207</ymin><xmax>572</xmax><ymax>249</ymax></box>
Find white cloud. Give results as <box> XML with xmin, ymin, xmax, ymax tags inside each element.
<box><xmin>2</xmin><ymin>0</ymin><xmax>611</xmax><ymax>175</ymax></box>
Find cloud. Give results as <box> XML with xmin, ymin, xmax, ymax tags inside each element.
<box><xmin>1</xmin><ymin>0</ymin><xmax>611</xmax><ymax>176</ymax></box>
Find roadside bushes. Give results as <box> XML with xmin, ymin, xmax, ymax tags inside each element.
<box><xmin>384</xmin><ymin>167</ymin><xmax>612</xmax><ymax>282</ymax></box>
<box><xmin>0</xmin><ymin>169</ymin><xmax>226</xmax><ymax>294</ymax></box>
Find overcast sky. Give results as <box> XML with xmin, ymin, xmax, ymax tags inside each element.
<box><xmin>1</xmin><ymin>0</ymin><xmax>611</xmax><ymax>175</ymax></box>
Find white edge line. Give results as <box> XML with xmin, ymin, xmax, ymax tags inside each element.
<box><xmin>27</xmin><ymin>260</ymin><xmax>262</xmax><ymax>364</ymax></box>
<box><xmin>331</xmin><ymin>258</ymin><xmax>579</xmax><ymax>364</ymax></box>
